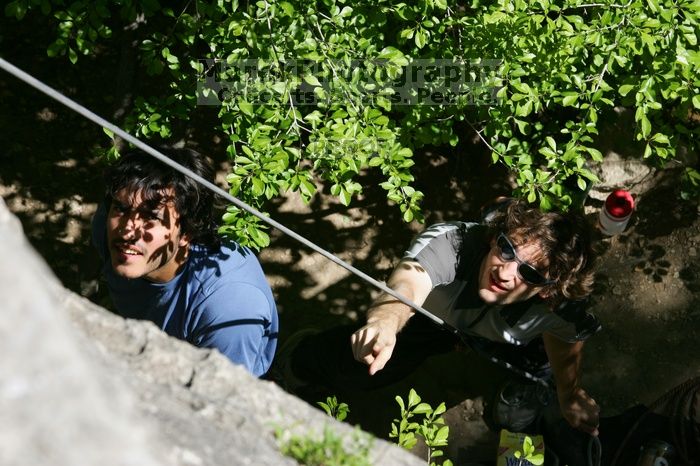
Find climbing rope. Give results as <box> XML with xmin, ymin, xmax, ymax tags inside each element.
<box><xmin>0</xmin><ymin>57</ymin><xmax>549</xmax><ymax>386</ymax></box>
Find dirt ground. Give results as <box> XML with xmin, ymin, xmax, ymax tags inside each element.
<box><xmin>2</xmin><ymin>15</ymin><xmax>699</xmax><ymax>465</ymax></box>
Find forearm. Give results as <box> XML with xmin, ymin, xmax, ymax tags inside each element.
<box><xmin>365</xmin><ymin>260</ymin><xmax>431</xmax><ymax>332</ymax></box>
<box><xmin>543</xmin><ymin>332</ymin><xmax>600</xmax><ymax>435</ymax></box>
<box><xmin>543</xmin><ymin>332</ymin><xmax>583</xmax><ymax>395</ymax></box>
<box><xmin>366</xmin><ymin>292</ymin><xmax>415</xmax><ymax>334</ymax></box>
<box><xmin>351</xmin><ymin>260</ymin><xmax>432</xmax><ymax>374</ymax></box>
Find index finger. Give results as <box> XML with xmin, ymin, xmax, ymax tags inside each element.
<box><xmin>350</xmin><ymin>327</ymin><xmax>378</xmax><ymax>363</ymax></box>
<box><xmin>368</xmin><ymin>344</ymin><xmax>394</xmax><ymax>375</ymax></box>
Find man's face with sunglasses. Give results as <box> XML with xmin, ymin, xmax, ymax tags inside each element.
<box><xmin>477</xmin><ymin>232</ymin><xmax>554</xmax><ymax>305</ymax></box>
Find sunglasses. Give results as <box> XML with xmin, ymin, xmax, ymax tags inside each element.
<box><xmin>496</xmin><ymin>233</ymin><xmax>555</xmax><ymax>286</ymax></box>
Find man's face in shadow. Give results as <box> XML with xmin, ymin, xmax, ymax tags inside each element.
<box><xmin>106</xmin><ymin>187</ymin><xmax>190</xmax><ymax>283</ymax></box>
<box><xmin>477</xmin><ymin>236</ymin><xmax>549</xmax><ymax>305</ymax></box>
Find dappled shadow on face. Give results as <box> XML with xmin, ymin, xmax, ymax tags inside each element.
<box><xmin>110</xmin><ymin>193</ymin><xmax>182</xmax><ymax>271</ymax></box>
<box><xmin>145</xmin><ymin>207</ymin><xmax>176</xmax><ymax>270</ymax></box>
<box><xmin>149</xmin><ymin>236</ymin><xmax>175</xmax><ymax>269</ymax></box>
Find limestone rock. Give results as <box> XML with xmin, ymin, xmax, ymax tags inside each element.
<box><xmin>0</xmin><ymin>197</ymin><xmax>166</xmax><ymax>466</ymax></box>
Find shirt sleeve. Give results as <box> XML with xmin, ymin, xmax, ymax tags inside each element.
<box><xmin>402</xmin><ymin>222</ymin><xmax>481</xmax><ymax>287</ymax></box>
<box><xmin>190</xmin><ymin>282</ymin><xmax>276</xmax><ymax>377</ymax></box>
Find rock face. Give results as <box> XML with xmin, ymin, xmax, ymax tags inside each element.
<box><xmin>0</xmin><ymin>198</ymin><xmax>422</xmax><ymax>466</ymax></box>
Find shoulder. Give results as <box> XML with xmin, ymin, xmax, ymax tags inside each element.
<box><xmin>201</xmin><ymin>281</ymin><xmax>273</xmax><ymax>319</ymax></box>
<box><xmin>186</xmin><ymin>241</ymin><xmax>275</xmax><ymax>312</ymax></box>
<box><xmin>403</xmin><ymin>221</ymin><xmax>489</xmax><ymax>286</ymax></box>
<box><xmin>404</xmin><ymin>221</ymin><xmax>486</xmax><ymax>257</ymax></box>
<box><xmin>188</xmin><ymin>241</ymin><xmax>264</xmax><ymax>279</ymax></box>
<box><xmin>420</xmin><ymin>221</ymin><xmax>484</xmax><ymax>238</ymax></box>
<box><xmin>188</xmin><ymin>277</ymin><xmax>277</xmax><ymax>349</ymax></box>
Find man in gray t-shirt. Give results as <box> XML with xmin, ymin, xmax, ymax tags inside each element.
<box><xmin>350</xmin><ymin>199</ymin><xmax>601</xmax><ymax>435</ymax></box>
<box><xmin>401</xmin><ymin>221</ymin><xmax>598</xmax><ymax>346</ymax></box>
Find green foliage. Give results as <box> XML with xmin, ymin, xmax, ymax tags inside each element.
<box><xmin>390</xmin><ymin>389</ymin><xmax>453</xmax><ymax>466</ymax></box>
<box><xmin>513</xmin><ymin>435</ymin><xmax>544</xmax><ymax>466</ymax></box>
<box><xmin>101</xmin><ymin>127</ymin><xmax>121</xmax><ymax>162</ymax></box>
<box><xmin>275</xmin><ymin>426</ymin><xmax>372</xmax><ymax>466</ymax></box>
<box><xmin>318</xmin><ymin>395</ymin><xmax>350</xmax><ymax>422</ymax></box>
<box><xmin>10</xmin><ymin>0</ymin><xmax>700</xmax><ymax>246</ymax></box>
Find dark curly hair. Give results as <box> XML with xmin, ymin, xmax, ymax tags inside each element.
<box><xmin>104</xmin><ymin>147</ymin><xmax>220</xmax><ymax>249</ymax></box>
<box><xmin>489</xmin><ymin>199</ymin><xmax>596</xmax><ymax>305</ymax></box>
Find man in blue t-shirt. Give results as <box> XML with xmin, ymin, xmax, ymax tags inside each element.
<box><xmin>92</xmin><ymin>148</ymin><xmax>278</xmax><ymax>377</ymax></box>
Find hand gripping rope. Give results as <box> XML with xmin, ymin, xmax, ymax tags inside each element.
<box><xmin>0</xmin><ymin>57</ymin><xmax>550</xmax><ymax>387</ymax></box>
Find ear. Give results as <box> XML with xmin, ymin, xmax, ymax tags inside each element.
<box><xmin>178</xmin><ymin>232</ymin><xmax>191</xmax><ymax>248</ymax></box>
<box><xmin>537</xmin><ymin>288</ymin><xmax>552</xmax><ymax>299</ymax></box>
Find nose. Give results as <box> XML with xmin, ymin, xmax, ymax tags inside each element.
<box><xmin>499</xmin><ymin>260</ymin><xmax>519</xmax><ymax>282</ymax></box>
<box><xmin>119</xmin><ymin>213</ymin><xmax>143</xmax><ymax>239</ymax></box>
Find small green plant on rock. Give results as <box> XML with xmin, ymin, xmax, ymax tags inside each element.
<box><xmin>390</xmin><ymin>388</ymin><xmax>452</xmax><ymax>466</ymax></box>
<box><xmin>275</xmin><ymin>426</ymin><xmax>372</xmax><ymax>466</ymax></box>
<box><xmin>513</xmin><ymin>435</ymin><xmax>544</xmax><ymax>466</ymax></box>
<box><xmin>318</xmin><ymin>395</ymin><xmax>350</xmax><ymax>422</ymax></box>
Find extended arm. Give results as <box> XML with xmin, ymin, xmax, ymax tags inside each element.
<box><xmin>350</xmin><ymin>260</ymin><xmax>433</xmax><ymax>375</ymax></box>
<box><xmin>543</xmin><ymin>332</ymin><xmax>600</xmax><ymax>436</ymax></box>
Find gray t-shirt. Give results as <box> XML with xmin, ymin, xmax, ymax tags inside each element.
<box><xmin>403</xmin><ymin>222</ymin><xmax>600</xmax><ymax>345</ymax></box>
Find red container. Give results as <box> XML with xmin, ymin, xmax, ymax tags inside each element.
<box><xmin>599</xmin><ymin>190</ymin><xmax>635</xmax><ymax>235</ymax></box>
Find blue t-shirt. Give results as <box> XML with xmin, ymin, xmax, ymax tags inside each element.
<box><xmin>92</xmin><ymin>207</ymin><xmax>278</xmax><ymax>377</ymax></box>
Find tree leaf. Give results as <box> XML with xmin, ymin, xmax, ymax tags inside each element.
<box><xmin>303</xmin><ymin>74</ymin><xmax>321</xmax><ymax>87</ymax></box>
<box><xmin>339</xmin><ymin>188</ymin><xmax>352</xmax><ymax>206</ymax></box>
<box><xmin>545</xmin><ymin>136</ymin><xmax>556</xmax><ymax>151</ymax></box>
<box><xmin>299</xmin><ymin>179</ymin><xmax>316</xmax><ymax>198</ymax></box>
<box><xmin>619</xmin><ymin>84</ymin><xmax>635</xmax><ymax>96</ymax></box>
<box><xmin>585</xmin><ymin>146</ymin><xmax>603</xmax><ymax>161</ymax></box>
<box><xmin>515</xmin><ymin>100</ymin><xmax>533</xmax><ymax>117</ymax></box>
<box><xmin>408</xmin><ymin>389</ymin><xmax>420</xmax><ymax>407</ymax></box>
<box><xmin>415</xmin><ymin>29</ymin><xmax>427</xmax><ymax>49</ymax></box>
<box><xmin>562</xmin><ymin>94</ymin><xmax>579</xmax><ymax>106</ymax></box>
<box><xmin>413</xmin><ymin>403</ymin><xmax>432</xmax><ymax>414</ymax></box>
<box><xmin>692</xmin><ymin>95</ymin><xmax>700</xmax><ymax>109</ymax></box>
<box><xmin>434</xmin><ymin>425</ymin><xmax>449</xmax><ymax>443</ymax></box>
<box><xmin>238</xmin><ymin>100</ymin><xmax>254</xmax><ymax>117</ymax></box>
<box><xmin>641</xmin><ymin>115</ymin><xmax>651</xmax><ymax>138</ymax></box>
<box><xmin>651</xmin><ymin>133</ymin><xmax>669</xmax><ymax>144</ymax></box>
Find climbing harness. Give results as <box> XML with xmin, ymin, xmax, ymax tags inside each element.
<box><xmin>0</xmin><ymin>57</ymin><xmax>549</xmax><ymax>386</ymax></box>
